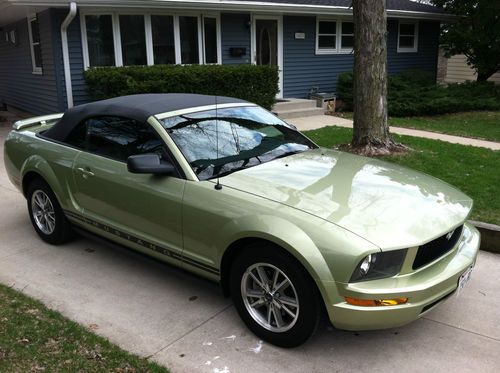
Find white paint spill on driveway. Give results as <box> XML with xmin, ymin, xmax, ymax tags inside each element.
<box><xmin>249</xmin><ymin>340</ymin><xmax>263</xmax><ymax>353</ymax></box>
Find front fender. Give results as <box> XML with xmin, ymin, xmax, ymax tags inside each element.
<box><xmin>215</xmin><ymin>214</ymin><xmax>335</xmax><ymax>283</ymax></box>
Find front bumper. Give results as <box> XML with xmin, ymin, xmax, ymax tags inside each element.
<box><xmin>324</xmin><ymin>222</ymin><xmax>480</xmax><ymax>331</ymax></box>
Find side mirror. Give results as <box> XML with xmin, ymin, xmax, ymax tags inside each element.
<box><xmin>127</xmin><ymin>154</ymin><xmax>175</xmax><ymax>175</ymax></box>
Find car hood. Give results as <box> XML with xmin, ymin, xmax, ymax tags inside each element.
<box><xmin>220</xmin><ymin>148</ymin><xmax>472</xmax><ymax>250</ymax></box>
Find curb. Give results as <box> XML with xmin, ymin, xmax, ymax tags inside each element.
<box><xmin>470</xmin><ymin>220</ymin><xmax>500</xmax><ymax>254</ymax></box>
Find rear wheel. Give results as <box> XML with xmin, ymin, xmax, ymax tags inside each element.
<box><xmin>230</xmin><ymin>242</ymin><xmax>321</xmax><ymax>347</ymax></box>
<box><xmin>27</xmin><ymin>179</ymin><xmax>73</xmax><ymax>245</ymax></box>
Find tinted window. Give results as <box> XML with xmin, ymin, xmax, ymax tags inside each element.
<box><xmin>85</xmin><ymin>15</ymin><xmax>115</xmax><ymax>66</ymax></box>
<box><xmin>152</xmin><ymin>15</ymin><xmax>175</xmax><ymax>64</ymax></box>
<box><xmin>65</xmin><ymin>120</ymin><xmax>87</xmax><ymax>149</ymax></box>
<box><xmin>65</xmin><ymin>116</ymin><xmax>164</xmax><ymax>162</ymax></box>
<box><xmin>203</xmin><ymin>17</ymin><xmax>218</xmax><ymax>64</ymax></box>
<box><xmin>317</xmin><ymin>21</ymin><xmax>336</xmax><ymax>50</ymax></box>
<box><xmin>179</xmin><ymin>16</ymin><xmax>199</xmax><ymax>64</ymax></box>
<box><xmin>161</xmin><ymin>106</ymin><xmax>316</xmax><ymax>180</ymax></box>
<box><xmin>120</xmin><ymin>15</ymin><xmax>147</xmax><ymax>66</ymax></box>
<box><xmin>341</xmin><ymin>22</ymin><xmax>354</xmax><ymax>49</ymax></box>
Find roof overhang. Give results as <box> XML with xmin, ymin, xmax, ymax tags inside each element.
<box><xmin>0</xmin><ymin>1</ymin><xmax>47</xmax><ymax>26</ymax></box>
<box><xmin>3</xmin><ymin>0</ymin><xmax>454</xmax><ymax>23</ymax></box>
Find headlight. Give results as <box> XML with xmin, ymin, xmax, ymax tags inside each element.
<box><xmin>350</xmin><ymin>249</ymin><xmax>407</xmax><ymax>282</ymax></box>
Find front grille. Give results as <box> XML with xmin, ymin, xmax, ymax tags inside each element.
<box><xmin>413</xmin><ymin>225</ymin><xmax>464</xmax><ymax>270</ymax></box>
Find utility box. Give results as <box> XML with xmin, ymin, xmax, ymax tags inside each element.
<box><xmin>308</xmin><ymin>88</ymin><xmax>336</xmax><ymax>112</ymax></box>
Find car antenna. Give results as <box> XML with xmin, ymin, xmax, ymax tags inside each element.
<box><xmin>214</xmin><ymin>95</ymin><xmax>222</xmax><ymax>190</ymax></box>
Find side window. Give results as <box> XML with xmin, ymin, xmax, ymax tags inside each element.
<box><xmin>65</xmin><ymin>116</ymin><xmax>164</xmax><ymax>162</ymax></box>
<box><xmin>65</xmin><ymin>121</ymin><xmax>87</xmax><ymax>149</ymax></box>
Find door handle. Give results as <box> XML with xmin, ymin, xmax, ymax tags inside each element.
<box><xmin>77</xmin><ymin>167</ymin><xmax>94</xmax><ymax>178</ymax></box>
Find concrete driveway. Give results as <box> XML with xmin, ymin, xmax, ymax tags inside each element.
<box><xmin>1</xmin><ymin>125</ymin><xmax>499</xmax><ymax>373</ymax></box>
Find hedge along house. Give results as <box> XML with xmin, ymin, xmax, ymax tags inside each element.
<box><xmin>0</xmin><ymin>0</ymin><xmax>450</xmax><ymax>115</ymax></box>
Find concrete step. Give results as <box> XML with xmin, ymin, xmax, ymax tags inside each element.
<box><xmin>275</xmin><ymin>107</ymin><xmax>325</xmax><ymax>119</ymax></box>
<box><xmin>272</xmin><ymin>98</ymin><xmax>318</xmax><ymax>112</ymax></box>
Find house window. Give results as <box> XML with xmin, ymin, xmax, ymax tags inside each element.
<box><xmin>340</xmin><ymin>22</ymin><xmax>354</xmax><ymax>50</ymax></box>
<box><xmin>119</xmin><ymin>15</ymin><xmax>147</xmax><ymax>65</ymax></box>
<box><xmin>397</xmin><ymin>21</ymin><xmax>418</xmax><ymax>53</ymax></box>
<box><xmin>316</xmin><ymin>19</ymin><xmax>354</xmax><ymax>54</ymax></box>
<box><xmin>27</xmin><ymin>15</ymin><xmax>43</xmax><ymax>73</ymax></box>
<box><xmin>179</xmin><ymin>16</ymin><xmax>200</xmax><ymax>64</ymax></box>
<box><xmin>151</xmin><ymin>15</ymin><xmax>175</xmax><ymax>64</ymax></box>
<box><xmin>203</xmin><ymin>17</ymin><xmax>218</xmax><ymax>64</ymax></box>
<box><xmin>82</xmin><ymin>12</ymin><xmax>220</xmax><ymax>68</ymax></box>
<box><xmin>316</xmin><ymin>20</ymin><xmax>336</xmax><ymax>52</ymax></box>
<box><xmin>85</xmin><ymin>15</ymin><xmax>115</xmax><ymax>67</ymax></box>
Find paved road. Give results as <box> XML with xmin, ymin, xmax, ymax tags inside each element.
<box><xmin>1</xmin><ymin>126</ymin><xmax>499</xmax><ymax>373</ymax></box>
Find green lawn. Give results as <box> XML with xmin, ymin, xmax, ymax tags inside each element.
<box><xmin>388</xmin><ymin>111</ymin><xmax>500</xmax><ymax>142</ymax></box>
<box><xmin>305</xmin><ymin>126</ymin><xmax>500</xmax><ymax>226</ymax></box>
<box><xmin>0</xmin><ymin>284</ymin><xmax>168</xmax><ymax>373</ymax></box>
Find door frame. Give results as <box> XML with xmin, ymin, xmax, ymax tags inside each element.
<box><xmin>251</xmin><ymin>14</ymin><xmax>284</xmax><ymax>98</ymax></box>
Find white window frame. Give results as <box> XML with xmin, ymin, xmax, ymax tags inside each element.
<box><xmin>202</xmin><ymin>14</ymin><xmax>222</xmax><ymax>65</ymax></box>
<box><xmin>80</xmin><ymin>10</ymin><xmax>222</xmax><ymax>69</ymax></box>
<box><xmin>315</xmin><ymin>18</ymin><xmax>337</xmax><ymax>54</ymax></box>
<box><xmin>177</xmin><ymin>14</ymin><xmax>204</xmax><ymax>65</ymax></box>
<box><xmin>339</xmin><ymin>20</ymin><xmax>354</xmax><ymax>53</ymax></box>
<box><xmin>116</xmin><ymin>13</ymin><xmax>149</xmax><ymax>66</ymax></box>
<box><xmin>80</xmin><ymin>13</ymin><xmax>119</xmax><ymax>67</ymax></box>
<box><xmin>397</xmin><ymin>20</ymin><xmax>418</xmax><ymax>53</ymax></box>
<box><xmin>315</xmin><ymin>18</ymin><xmax>354</xmax><ymax>55</ymax></box>
<box><xmin>27</xmin><ymin>14</ymin><xmax>43</xmax><ymax>74</ymax></box>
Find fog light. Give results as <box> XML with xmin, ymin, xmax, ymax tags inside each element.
<box><xmin>345</xmin><ymin>297</ymin><xmax>408</xmax><ymax>307</ymax></box>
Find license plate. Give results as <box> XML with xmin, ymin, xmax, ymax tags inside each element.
<box><xmin>457</xmin><ymin>267</ymin><xmax>473</xmax><ymax>296</ymax></box>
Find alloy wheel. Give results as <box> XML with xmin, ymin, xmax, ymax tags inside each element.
<box><xmin>241</xmin><ymin>262</ymin><xmax>300</xmax><ymax>333</ymax></box>
<box><xmin>31</xmin><ymin>190</ymin><xmax>56</xmax><ymax>235</ymax></box>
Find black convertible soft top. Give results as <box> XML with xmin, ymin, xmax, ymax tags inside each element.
<box><xmin>43</xmin><ymin>93</ymin><xmax>249</xmax><ymax>142</ymax></box>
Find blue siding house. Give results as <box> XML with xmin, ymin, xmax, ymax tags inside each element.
<box><xmin>0</xmin><ymin>0</ymin><xmax>448</xmax><ymax>115</ymax></box>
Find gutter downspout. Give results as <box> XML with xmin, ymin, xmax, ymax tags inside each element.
<box><xmin>61</xmin><ymin>2</ymin><xmax>77</xmax><ymax>108</ymax></box>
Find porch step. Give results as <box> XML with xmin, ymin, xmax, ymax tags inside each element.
<box><xmin>277</xmin><ymin>108</ymin><xmax>325</xmax><ymax>119</ymax></box>
<box><xmin>273</xmin><ymin>98</ymin><xmax>317</xmax><ymax>111</ymax></box>
<box><xmin>272</xmin><ymin>98</ymin><xmax>325</xmax><ymax>119</ymax></box>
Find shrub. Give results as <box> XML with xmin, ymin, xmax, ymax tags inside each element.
<box><xmin>336</xmin><ymin>71</ymin><xmax>500</xmax><ymax>116</ymax></box>
<box><xmin>336</xmin><ymin>72</ymin><xmax>354</xmax><ymax>108</ymax></box>
<box><xmin>84</xmin><ymin>64</ymin><xmax>280</xmax><ymax>110</ymax></box>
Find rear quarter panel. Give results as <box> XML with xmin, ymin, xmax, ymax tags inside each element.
<box><xmin>4</xmin><ymin>129</ymin><xmax>80</xmax><ymax>211</ymax></box>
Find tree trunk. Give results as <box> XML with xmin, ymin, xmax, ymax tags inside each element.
<box><xmin>476</xmin><ymin>69</ymin><xmax>494</xmax><ymax>82</ymax></box>
<box><xmin>351</xmin><ymin>0</ymin><xmax>404</xmax><ymax>155</ymax></box>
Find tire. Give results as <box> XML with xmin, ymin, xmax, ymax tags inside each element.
<box><xmin>230</xmin><ymin>242</ymin><xmax>321</xmax><ymax>347</ymax></box>
<box><xmin>26</xmin><ymin>178</ymin><xmax>73</xmax><ymax>245</ymax></box>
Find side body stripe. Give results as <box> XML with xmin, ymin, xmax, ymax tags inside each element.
<box><xmin>64</xmin><ymin>210</ymin><xmax>220</xmax><ymax>275</ymax></box>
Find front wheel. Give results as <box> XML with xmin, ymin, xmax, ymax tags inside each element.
<box><xmin>27</xmin><ymin>179</ymin><xmax>73</xmax><ymax>245</ymax></box>
<box><xmin>230</xmin><ymin>243</ymin><xmax>321</xmax><ymax>347</ymax></box>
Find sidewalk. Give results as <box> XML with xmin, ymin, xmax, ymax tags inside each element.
<box><xmin>288</xmin><ymin>115</ymin><xmax>500</xmax><ymax>151</ymax></box>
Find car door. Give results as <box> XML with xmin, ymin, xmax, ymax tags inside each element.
<box><xmin>68</xmin><ymin>116</ymin><xmax>185</xmax><ymax>263</ymax></box>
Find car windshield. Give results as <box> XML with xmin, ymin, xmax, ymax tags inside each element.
<box><xmin>160</xmin><ymin>106</ymin><xmax>317</xmax><ymax>180</ymax></box>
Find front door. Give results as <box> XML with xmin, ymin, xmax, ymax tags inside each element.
<box><xmin>256</xmin><ymin>19</ymin><xmax>277</xmax><ymax>66</ymax></box>
<box><xmin>68</xmin><ymin>116</ymin><xmax>185</xmax><ymax>263</ymax></box>
<box><xmin>252</xmin><ymin>16</ymin><xmax>283</xmax><ymax>97</ymax></box>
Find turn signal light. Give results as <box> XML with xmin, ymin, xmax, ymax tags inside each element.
<box><xmin>345</xmin><ymin>297</ymin><xmax>408</xmax><ymax>307</ymax></box>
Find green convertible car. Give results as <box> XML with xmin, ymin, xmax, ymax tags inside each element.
<box><xmin>4</xmin><ymin>94</ymin><xmax>480</xmax><ymax>347</ymax></box>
